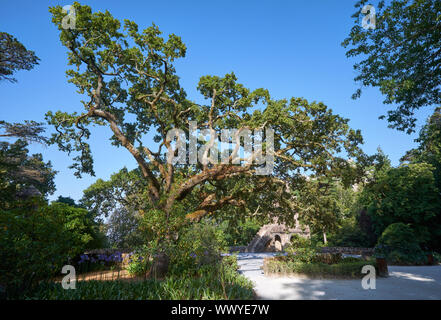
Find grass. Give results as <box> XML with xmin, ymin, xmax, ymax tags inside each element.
<box><xmin>23</xmin><ymin>276</ymin><xmax>253</xmax><ymax>300</ymax></box>
<box><xmin>263</xmin><ymin>256</ymin><xmax>378</xmax><ymax>279</ymax></box>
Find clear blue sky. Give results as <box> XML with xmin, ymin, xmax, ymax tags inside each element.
<box><xmin>0</xmin><ymin>0</ymin><xmax>433</xmax><ymax>201</ymax></box>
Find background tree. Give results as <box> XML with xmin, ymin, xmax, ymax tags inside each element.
<box><xmin>0</xmin><ymin>113</ymin><xmax>52</xmax><ymax>207</ymax></box>
<box><xmin>81</xmin><ymin>167</ymin><xmax>147</xmax><ymax>218</ymax></box>
<box><xmin>105</xmin><ymin>207</ymin><xmax>143</xmax><ymax>248</ymax></box>
<box><xmin>342</xmin><ymin>0</ymin><xmax>441</xmax><ymax>133</ymax></box>
<box><xmin>0</xmin><ymin>120</ymin><xmax>48</xmax><ymax>145</ymax></box>
<box><xmin>48</xmin><ymin>200</ymin><xmax>106</xmax><ymax>250</ymax></box>
<box><xmin>47</xmin><ymin>3</ymin><xmax>368</xmax><ymax>247</ymax></box>
<box><xmin>0</xmin><ymin>139</ymin><xmax>56</xmax><ymax>207</ymax></box>
<box><xmin>401</xmin><ymin>107</ymin><xmax>441</xmax><ymax>248</ymax></box>
<box><xmin>81</xmin><ymin>167</ymin><xmax>148</xmax><ymax>248</ymax></box>
<box><xmin>296</xmin><ymin>177</ymin><xmax>358</xmax><ymax>244</ymax></box>
<box><xmin>360</xmin><ymin>162</ymin><xmax>441</xmax><ymax>248</ymax></box>
<box><xmin>403</xmin><ymin>107</ymin><xmax>441</xmax><ymax>191</ymax></box>
<box><xmin>217</xmin><ymin>218</ymin><xmax>263</xmax><ymax>247</ymax></box>
<box><xmin>0</xmin><ymin>32</ymin><xmax>40</xmax><ymax>82</ymax></box>
<box><xmin>55</xmin><ymin>195</ymin><xmax>78</xmax><ymax>207</ymax></box>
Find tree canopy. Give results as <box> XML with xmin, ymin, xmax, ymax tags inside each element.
<box><xmin>0</xmin><ymin>32</ymin><xmax>40</xmax><ymax>82</ymax></box>
<box><xmin>0</xmin><ymin>120</ymin><xmax>48</xmax><ymax>145</ymax></box>
<box><xmin>402</xmin><ymin>107</ymin><xmax>441</xmax><ymax>190</ymax></box>
<box><xmin>0</xmin><ymin>139</ymin><xmax>56</xmax><ymax>207</ymax></box>
<box><xmin>342</xmin><ymin>0</ymin><xmax>441</xmax><ymax>133</ymax></box>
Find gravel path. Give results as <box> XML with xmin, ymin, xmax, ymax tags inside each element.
<box><xmin>236</xmin><ymin>252</ymin><xmax>441</xmax><ymax>300</ymax></box>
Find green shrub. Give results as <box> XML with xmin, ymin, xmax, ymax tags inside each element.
<box><xmin>127</xmin><ymin>260</ymin><xmax>148</xmax><ymax>277</ymax></box>
<box><xmin>376</xmin><ymin>223</ymin><xmax>426</xmax><ymax>265</ymax></box>
<box><xmin>361</xmin><ymin>163</ymin><xmax>441</xmax><ymax>248</ymax></box>
<box><xmin>126</xmin><ymin>245</ymin><xmax>157</xmax><ymax>277</ymax></box>
<box><xmin>341</xmin><ymin>256</ymin><xmax>362</xmax><ymax>263</ymax></box>
<box><xmin>263</xmin><ymin>257</ymin><xmax>377</xmax><ymax>279</ymax></box>
<box><xmin>284</xmin><ymin>234</ymin><xmax>325</xmax><ymax>264</ymax></box>
<box><xmin>0</xmin><ymin>200</ymin><xmax>74</xmax><ymax>298</ymax></box>
<box><xmin>315</xmin><ymin>252</ymin><xmax>342</xmax><ymax>265</ymax></box>
<box><xmin>0</xmin><ymin>199</ymin><xmax>104</xmax><ymax>298</ymax></box>
<box><xmin>168</xmin><ymin>221</ymin><xmax>227</xmax><ymax>276</ymax></box>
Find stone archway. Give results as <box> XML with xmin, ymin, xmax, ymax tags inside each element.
<box><xmin>274</xmin><ymin>235</ymin><xmax>282</xmax><ymax>251</ymax></box>
<box><xmin>263</xmin><ymin>238</ymin><xmax>273</xmax><ymax>251</ymax></box>
<box><xmin>246</xmin><ymin>216</ymin><xmax>310</xmax><ymax>252</ymax></box>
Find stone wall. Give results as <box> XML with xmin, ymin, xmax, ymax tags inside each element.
<box><xmin>84</xmin><ymin>248</ymin><xmax>132</xmax><ymax>255</ymax></box>
<box><xmin>320</xmin><ymin>247</ymin><xmax>374</xmax><ymax>256</ymax></box>
<box><xmin>228</xmin><ymin>246</ymin><xmax>248</xmax><ymax>253</ymax></box>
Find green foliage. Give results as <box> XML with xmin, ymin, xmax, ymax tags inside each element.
<box><xmin>168</xmin><ymin>220</ymin><xmax>227</xmax><ymax>276</ymax></box>
<box><xmin>0</xmin><ymin>140</ymin><xmax>56</xmax><ymax>207</ymax></box>
<box><xmin>0</xmin><ymin>199</ymin><xmax>74</xmax><ymax>298</ymax></box>
<box><xmin>296</xmin><ymin>178</ymin><xmax>341</xmax><ymax>242</ymax></box>
<box><xmin>263</xmin><ymin>257</ymin><xmax>377</xmax><ymax>279</ymax></box>
<box><xmin>284</xmin><ymin>235</ymin><xmax>366</xmax><ymax>266</ymax></box>
<box><xmin>0</xmin><ymin>120</ymin><xmax>48</xmax><ymax>145</ymax></box>
<box><xmin>0</xmin><ymin>32</ymin><xmax>40</xmax><ymax>82</ymax></box>
<box><xmin>55</xmin><ymin>195</ymin><xmax>77</xmax><ymax>207</ymax></box>
<box><xmin>403</xmin><ymin>109</ymin><xmax>441</xmax><ymax>247</ymax></box>
<box><xmin>81</xmin><ymin>167</ymin><xmax>147</xmax><ymax>218</ymax></box>
<box><xmin>106</xmin><ymin>208</ymin><xmax>144</xmax><ymax>249</ymax></box>
<box><xmin>360</xmin><ymin>162</ymin><xmax>441</xmax><ymax>246</ymax></box>
<box><xmin>126</xmin><ymin>245</ymin><xmax>158</xmax><ymax>277</ymax></box>
<box><xmin>284</xmin><ymin>235</ymin><xmax>323</xmax><ymax>264</ymax></box>
<box><xmin>218</xmin><ymin>218</ymin><xmax>262</xmax><ymax>246</ymax></box>
<box><xmin>404</xmin><ymin>109</ymin><xmax>441</xmax><ymax>190</ymax></box>
<box><xmin>316</xmin><ymin>253</ymin><xmax>343</xmax><ymax>265</ymax></box>
<box><xmin>343</xmin><ymin>0</ymin><xmax>441</xmax><ymax>133</ymax></box>
<box><xmin>328</xmin><ymin>220</ymin><xmax>375</xmax><ymax>248</ymax></box>
<box><xmin>341</xmin><ymin>256</ymin><xmax>363</xmax><ymax>263</ymax></box>
<box><xmin>21</xmin><ymin>256</ymin><xmax>254</xmax><ymax>300</ymax></box>
<box><xmin>81</xmin><ymin>167</ymin><xmax>150</xmax><ymax>248</ymax></box>
<box><xmin>296</xmin><ymin>178</ymin><xmax>360</xmax><ymax>242</ymax></box>
<box><xmin>0</xmin><ymin>199</ymin><xmax>104</xmax><ymax>298</ymax></box>
<box><xmin>126</xmin><ymin>260</ymin><xmax>148</xmax><ymax>277</ymax></box>
<box><xmin>377</xmin><ymin>223</ymin><xmax>426</xmax><ymax>265</ymax></box>
<box><xmin>138</xmin><ymin>206</ymin><xmax>187</xmax><ymax>245</ymax></box>
<box><xmin>48</xmin><ymin>201</ymin><xmax>105</xmax><ymax>251</ymax></box>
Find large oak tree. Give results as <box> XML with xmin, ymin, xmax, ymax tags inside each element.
<box><xmin>47</xmin><ymin>3</ymin><xmax>369</xmax><ymax>239</ymax></box>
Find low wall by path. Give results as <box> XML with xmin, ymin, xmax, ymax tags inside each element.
<box><xmin>320</xmin><ymin>247</ymin><xmax>374</xmax><ymax>256</ymax></box>
<box><xmin>229</xmin><ymin>246</ymin><xmax>248</xmax><ymax>253</ymax></box>
<box><xmin>84</xmin><ymin>248</ymin><xmax>133</xmax><ymax>255</ymax></box>
<box><xmin>228</xmin><ymin>246</ymin><xmax>374</xmax><ymax>255</ymax></box>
